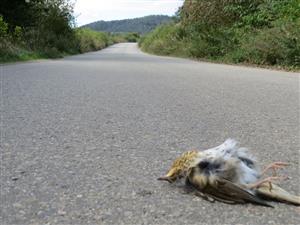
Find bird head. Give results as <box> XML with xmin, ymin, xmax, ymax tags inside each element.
<box><xmin>158</xmin><ymin>150</ymin><xmax>198</xmax><ymax>183</ymax></box>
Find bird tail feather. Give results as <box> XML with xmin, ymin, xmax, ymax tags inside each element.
<box><xmin>256</xmin><ymin>183</ymin><xmax>300</xmax><ymax>206</ymax></box>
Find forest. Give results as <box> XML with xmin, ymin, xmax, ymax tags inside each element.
<box><xmin>83</xmin><ymin>15</ymin><xmax>172</xmax><ymax>34</ymax></box>
<box><xmin>140</xmin><ymin>0</ymin><xmax>300</xmax><ymax>69</ymax></box>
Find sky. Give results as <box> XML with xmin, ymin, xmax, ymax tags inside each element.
<box><xmin>73</xmin><ymin>0</ymin><xmax>184</xmax><ymax>26</ymax></box>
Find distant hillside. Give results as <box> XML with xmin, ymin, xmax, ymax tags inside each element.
<box><xmin>82</xmin><ymin>15</ymin><xmax>173</xmax><ymax>34</ymax></box>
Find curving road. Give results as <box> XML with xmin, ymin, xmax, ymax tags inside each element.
<box><xmin>1</xmin><ymin>43</ymin><xmax>299</xmax><ymax>224</ymax></box>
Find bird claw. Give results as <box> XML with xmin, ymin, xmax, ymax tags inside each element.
<box><xmin>265</xmin><ymin>176</ymin><xmax>289</xmax><ymax>186</ymax></box>
<box><xmin>270</xmin><ymin>162</ymin><xmax>289</xmax><ymax>170</ymax></box>
<box><xmin>248</xmin><ymin>175</ymin><xmax>288</xmax><ymax>190</ymax></box>
<box><xmin>262</xmin><ymin>162</ymin><xmax>289</xmax><ymax>176</ymax></box>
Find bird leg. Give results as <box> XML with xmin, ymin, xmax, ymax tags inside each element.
<box><xmin>261</xmin><ymin>162</ymin><xmax>289</xmax><ymax>177</ymax></box>
<box><xmin>247</xmin><ymin>176</ymin><xmax>288</xmax><ymax>191</ymax></box>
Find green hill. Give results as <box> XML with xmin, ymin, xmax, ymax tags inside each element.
<box><xmin>82</xmin><ymin>15</ymin><xmax>172</xmax><ymax>34</ymax></box>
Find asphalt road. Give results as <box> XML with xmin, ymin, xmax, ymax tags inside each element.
<box><xmin>1</xmin><ymin>43</ymin><xmax>299</xmax><ymax>225</ymax></box>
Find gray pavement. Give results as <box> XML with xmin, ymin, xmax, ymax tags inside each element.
<box><xmin>1</xmin><ymin>43</ymin><xmax>299</xmax><ymax>224</ymax></box>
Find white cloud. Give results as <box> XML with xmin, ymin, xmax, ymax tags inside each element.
<box><xmin>74</xmin><ymin>0</ymin><xmax>184</xmax><ymax>26</ymax></box>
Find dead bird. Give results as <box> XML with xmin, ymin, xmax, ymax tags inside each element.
<box><xmin>158</xmin><ymin>139</ymin><xmax>300</xmax><ymax>207</ymax></box>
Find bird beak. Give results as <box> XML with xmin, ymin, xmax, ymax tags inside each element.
<box><xmin>158</xmin><ymin>168</ymin><xmax>178</xmax><ymax>183</ymax></box>
<box><xmin>157</xmin><ymin>176</ymin><xmax>173</xmax><ymax>183</ymax></box>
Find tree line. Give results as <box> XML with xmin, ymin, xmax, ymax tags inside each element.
<box><xmin>84</xmin><ymin>15</ymin><xmax>172</xmax><ymax>34</ymax></box>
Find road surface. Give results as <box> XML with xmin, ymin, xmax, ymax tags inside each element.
<box><xmin>1</xmin><ymin>43</ymin><xmax>299</xmax><ymax>224</ymax></box>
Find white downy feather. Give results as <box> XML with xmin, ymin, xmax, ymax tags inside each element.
<box><xmin>195</xmin><ymin>139</ymin><xmax>260</xmax><ymax>185</ymax></box>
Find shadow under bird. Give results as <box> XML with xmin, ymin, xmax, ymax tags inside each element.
<box><xmin>158</xmin><ymin>139</ymin><xmax>300</xmax><ymax>207</ymax></box>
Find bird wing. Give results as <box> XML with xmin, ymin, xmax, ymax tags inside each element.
<box><xmin>255</xmin><ymin>183</ymin><xmax>300</xmax><ymax>206</ymax></box>
<box><xmin>204</xmin><ymin>178</ymin><xmax>272</xmax><ymax>207</ymax></box>
<box><xmin>187</xmin><ymin>166</ymin><xmax>272</xmax><ymax>207</ymax></box>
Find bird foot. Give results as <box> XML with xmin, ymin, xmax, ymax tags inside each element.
<box><xmin>261</xmin><ymin>162</ymin><xmax>289</xmax><ymax>177</ymax></box>
<box><xmin>247</xmin><ymin>176</ymin><xmax>288</xmax><ymax>191</ymax></box>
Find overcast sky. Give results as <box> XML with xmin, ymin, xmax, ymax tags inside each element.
<box><xmin>74</xmin><ymin>0</ymin><xmax>184</xmax><ymax>26</ymax></box>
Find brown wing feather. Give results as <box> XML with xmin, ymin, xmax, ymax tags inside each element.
<box><xmin>256</xmin><ymin>183</ymin><xmax>300</xmax><ymax>206</ymax></box>
<box><xmin>187</xmin><ymin>167</ymin><xmax>272</xmax><ymax>207</ymax></box>
<box><xmin>205</xmin><ymin>178</ymin><xmax>272</xmax><ymax>207</ymax></box>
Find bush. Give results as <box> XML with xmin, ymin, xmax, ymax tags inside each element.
<box><xmin>240</xmin><ymin>20</ymin><xmax>300</xmax><ymax>66</ymax></box>
<box><xmin>140</xmin><ymin>0</ymin><xmax>300</xmax><ymax>69</ymax></box>
<box><xmin>111</xmin><ymin>32</ymin><xmax>141</xmax><ymax>43</ymax></box>
<box><xmin>124</xmin><ymin>32</ymin><xmax>140</xmax><ymax>42</ymax></box>
<box><xmin>0</xmin><ymin>16</ymin><xmax>8</xmax><ymax>37</ymax></box>
<box><xmin>75</xmin><ymin>28</ymin><xmax>110</xmax><ymax>53</ymax></box>
<box><xmin>187</xmin><ymin>25</ymin><xmax>236</xmax><ymax>58</ymax></box>
<box><xmin>1</xmin><ymin>0</ymin><xmax>98</xmax><ymax>61</ymax></box>
<box><xmin>140</xmin><ymin>24</ymin><xmax>188</xmax><ymax>56</ymax></box>
<box><xmin>13</xmin><ymin>26</ymin><xmax>22</xmax><ymax>42</ymax></box>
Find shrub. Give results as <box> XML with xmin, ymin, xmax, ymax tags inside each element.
<box><xmin>140</xmin><ymin>0</ymin><xmax>300</xmax><ymax>69</ymax></box>
<box><xmin>0</xmin><ymin>16</ymin><xmax>8</xmax><ymax>37</ymax></box>
<box><xmin>13</xmin><ymin>26</ymin><xmax>23</xmax><ymax>42</ymax></box>
<box><xmin>75</xmin><ymin>28</ymin><xmax>110</xmax><ymax>53</ymax></box>
<box><xmin>0</xmin><ymin>1</ymin><xmax>117</xmax><ymax>62</ymax></box>
<box><xmin>140</xmin><ymin>23</ymin><xmax>188</xmax><ymax>56</ymax></box>
<box><xmin>241</xmin><ymin>19</ymin><xmax>300</xmax><ymax>66</ymax></box>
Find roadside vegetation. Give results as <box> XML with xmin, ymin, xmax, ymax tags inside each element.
<box><xmin>140</xmin><ymin>0</ymin><xmax>300</xmax><ymax>70</ymax></box>
<box><xmin>111</xmin><ymin>32</ymin><xmax>140</xmax><ymax>43</ymax></box>
<box><xmin>0</xmin><ymin>0</ymin><xmax>140</xmax><ymax>63</ymax></box>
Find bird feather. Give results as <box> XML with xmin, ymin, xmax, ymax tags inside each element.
<box><xmin>187</xmin><ymin>166</ymin><xmax>272</xmax><ymax>207</ymax></box>
<box><xmin>255</xmin><ymin>183</ymin><xmax>300</xmax><ymax>206</ymax></box>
